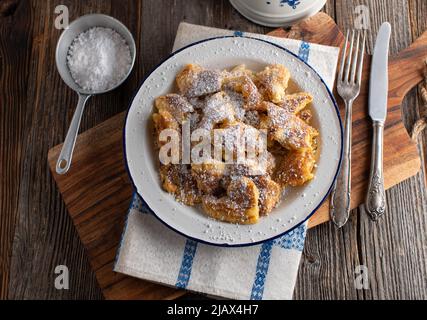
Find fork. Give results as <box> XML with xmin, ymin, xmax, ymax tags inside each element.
<box><xmin>330</xmin><ymin>30</ymin><xmax>366</xmax><ymax>228</ymax></box>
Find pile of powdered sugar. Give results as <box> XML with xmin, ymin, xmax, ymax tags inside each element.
<box><xmin>67</xmin><ymin>27</ymin><xmax>132</xmax><ymax>92</ymax></box>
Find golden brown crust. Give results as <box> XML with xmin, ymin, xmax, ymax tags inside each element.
<box><xmin>155</xmin><ymin>94</ymin><xmax>194</xmax><ymax>124</ymax></box>
<box><xmin>279</xmin><ymin>92</ymin><xmax>313</xmax><ymax>114</ymax></box>
<box><xmin>160</xmin><ymin>164</ymin><xmax>201</xmax><ymax>206</ymax></box>
<box><xmin>267</xmin><ymin>103</ymin><xmax>318</xmax><ymax>151</ymax></box>
<box><xmin>228</xmin><ymin>64</ymin><xmax>255</xmax><ymax>79</ymax></box>
<box><xmin>176</xmin><ymin>64</ymin><xmax>223</xmax><ymax>98</ymax></box>
<box><xmin>298</xmin><ymin>109</ymin><xmax>312</xmax><ymax>124</ymax></box>
<box><xmin>152</xmin><ymin>109</ymin><xmax>180</xmax><ymax>149</ymax></box>
<box><xmin>274</xmin><ymin>150</ymin><xmax>316</xmax><ymax>187</ymax></box>
<box><xmin>252</xmin><ymin>176</ymin><xmax>282</xmax><ymax>216</ymax></box>
<box><xmin>202</xmin><ymin>177</ymin><xmax>260</xmax><ymax>224</ymax></box>
<box><xmin>255</xmin><ymin>64</ymin><xmax>291</xmax><ymax>103</ymax></box>
<box><xmin>191</xmin><ymin>161</ymin><xmax>227</xmax><ymax>194</ymax></box>
<box><xmin>223</xmin><ymin>75</ymin><xmax>262</xmax><ymax>110</ymax></box>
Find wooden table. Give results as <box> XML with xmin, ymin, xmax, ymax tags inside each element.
<box><xmin>1</xmin><ymin>0</ymin><xmax>426</xmax><ymax>300</ymax></box>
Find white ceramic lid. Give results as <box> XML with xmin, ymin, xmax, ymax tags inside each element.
<box><xmin>229</xmin><ymin>0</ymin><xmax>327</xmax><ymax>27</ymax></box>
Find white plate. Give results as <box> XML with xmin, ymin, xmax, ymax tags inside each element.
<box><xmin>124</xmin><ymin>36</ymin><xmax>342</xmax><ymax>247</ymax></box>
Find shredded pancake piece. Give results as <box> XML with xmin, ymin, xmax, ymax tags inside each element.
<box><xmin>267</xmin><ymin>103</ymin><xmax>318</xmax><ymax>151</ymax></box>
<box><xmin>152</xmin><ymin>109</ymin><xmax>180</xmax><ymax>149</ymax></box>
<box><xmin>256</xmin><ymin>64</ymin><xmax>291</xmax><ymax>103</ymax></box>
<box><xmin>252</xmin><ymin>176</ymin><xmax>282</xmax><ymax>216</ymax></box>
<box><xmin>192</xmin><ymin>160</ymin><xmax>227</xmax><ymax>194</ymax></box>
<box><xmin>279</xmin><ymin>92</ymin><xmax>313</xmax><ymax>114</ymax></box>
<box><xmin>275</xmin><ymin>150</ymin><xmax>316</xmax><ymax>187</ymax></box>
<box><xmin>176</xmin><ymin>64</ymin><xmax>223</xmax><ymax>98</ymax></box>
<box><xmin>198</xmin><ymin>92</ymin><xmax>235</xmax><ymax>130</ymax></box>
<box><xmin>202</xmin><ymin>177</ymin><xmax>260</xmax><ymax>224</ymax></box>
<box><xmin>160</xmin><ymin>164</ymin><xmax>201</xmax><ymax>205</ymax></box>
<box><xmin>224</xmin><ymin>75</ymin><xmax>262</xmax><ymax>110</ymax></box>
<box><xmin>155</xmin><ymin>94</ymin><xmax>194</xmax><ymax>124</ymax></box>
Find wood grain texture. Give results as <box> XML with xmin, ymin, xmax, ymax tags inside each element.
<box><xmin>408</xmin><ymin>0</ymin><xmax>427</xmax><ymax>187</ymax></box>
<box><xmin>0</xmin><ymin>0</ymin><xmax>29</xmax><ymax>300</ymax></box>
<box><xmin>1</xmin><ymin>0</ymin><xmax>427</xmax><ymax>300</ymax></box>
<box><xmin>293</xmin><ymin>0</ymin><xmax>427</xmax><ymax>300</ymax></box>
<box><xmin>3</xmin><ymin>0</ymin><xmax>105</xmax><ymax>300</ymax></box>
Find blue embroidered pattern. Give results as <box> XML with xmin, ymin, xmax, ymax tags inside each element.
<box><xmin>250</xmin><ymin>241</ymin><xmax>274</xmax><ymax>300</ymax></box>
<box><xmin>298</xmin><ymin>41</ymin><xmax>310</xmax><ymax>62</ymax></box>
<box><xmin>273</xmin><ymin>224</ymin><xmax>307</xmax><ymax>251</ymax></box>
<box><xmin>249</xmin><ymin>224</ymin><xmax>306</xmax><ymax>299</ymax></box>
<box><xmin>131</xmin><ymin>194</ymin><xmax>150</xmax><ymax>213</ymax></box>
<box><xmin>176</xmin><ymin>239</ymin><xmax>198</xmax><ymax>289</ymax></box>
<box><xmin>234</xmin><ymin>30</ymin><xmax>244</xmax><ymax>37</ymax></box>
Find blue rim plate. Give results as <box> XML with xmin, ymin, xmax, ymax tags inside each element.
<box><xmin>123</xmin><ymin>36</ymin><xmax>343</xmax><ymax>247</ymax></box>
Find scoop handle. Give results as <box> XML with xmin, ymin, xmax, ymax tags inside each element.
<box><xmin>56</xmin><ymin>93</ymin><xmax>91</xmax><ymax>175</ymax></box>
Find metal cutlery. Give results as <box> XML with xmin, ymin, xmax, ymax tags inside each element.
<box><xmin>330</xmin><ymin>30</ymin><xmax>366</xmax><ymax>228</ymax></box>
<box><xmin>365</xmin><ymin>22</ymin><xmax>392</xmax><ymax>221</ymax></box>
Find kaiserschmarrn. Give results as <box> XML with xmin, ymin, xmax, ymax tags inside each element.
<box><xmin>152</xmin><ymin>63</ymin><xmax>319</xmax><ymax>225</ymax></box>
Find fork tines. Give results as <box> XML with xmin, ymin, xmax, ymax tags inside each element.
<box><xmin>338</xmin><ymin>29</ymin><xmax>366</xmax><ymax>86</ymax></box>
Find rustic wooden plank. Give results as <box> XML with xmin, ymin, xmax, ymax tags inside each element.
<box><xmin>346</xmin><ymin>0</ymin><xmax>427</xmax><ymax>300</ymax></box>
<box><xmin>5</xmin><ymin>0</ymin><xmax>108</xmax><ymax>300</ymax></box>
<box><xmin>0</xmin><ymin>0</ymin><xmax>30</xmax><ymax>300</ymax></box>
<box><xmin>408</xmin><ymin>0</ymin><xmax>427</xmax><ymax>188</ymax></box>
<box><xmin>294</xmin><ymin>0</ymin><xmax>427</xmax><ymax>300</ymax></box>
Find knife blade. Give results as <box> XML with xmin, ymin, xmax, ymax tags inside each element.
<box><xmin>369</xmin><ymin>22</ymin><xmax>392</xmax><ymax>122</ymax></box>
<box><xmin>366</xmin><ymin>22</ymin><xmax>391</xmax><ymax>221</ymax></box>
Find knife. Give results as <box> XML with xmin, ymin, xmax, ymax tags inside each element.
<box><xmin>366</xmin><ymin>22</ymin><xmax>391</xmax><ymax>221</ymax></box>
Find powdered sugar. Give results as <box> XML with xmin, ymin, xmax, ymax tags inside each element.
<box><xmin>67</xmin><ymin>27</ymin><xmax>132</xmax><ymax>92</ymax></box>
<box><xmin>198</xmin><ymin>92</ymin><xmax>235</xmax><ymax>129</ymax></box>
<box><xmin>152</xmin><ymin>62</ymin><xmax>319</xmax><ymax>227</ymax></box>
<box><xmin>181</xmin><ymin>68</ymin><xmax>223</xmax><ymax>98</ymax></box>
<box><xmin>224</xmin><ymin>89</ymin><xmax>246</xmax><ymax>120</ymax></box>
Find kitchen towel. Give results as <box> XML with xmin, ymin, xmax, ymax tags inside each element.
<box><xmin>114</xmin><ymin>22</ymin><xmax>339</xmax><ymax>300</ymax></box>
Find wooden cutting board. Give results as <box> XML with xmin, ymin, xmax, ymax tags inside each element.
<box><xmin>48</xmin><ymin>13</ymin><xmax>426</xmax><ymax>300</ymax></box>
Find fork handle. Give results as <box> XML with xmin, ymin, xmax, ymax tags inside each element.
<box><xmin>365</xmin><ymin>121</ymin><xmax>386</xmax><ymax>221</ymax></box>
<box><xmin>330</xmin><ymin>99</ymin><xmax>353</xmax><ymax>228</ymax></box>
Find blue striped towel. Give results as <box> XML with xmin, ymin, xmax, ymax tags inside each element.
<box><xmin>114</xmin><ymin>23</ymin><xmax>339</xmax><ymax>300</ymax></box>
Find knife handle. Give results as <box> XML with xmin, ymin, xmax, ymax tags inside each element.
<box><xmin>365</xmin><ymin>121</ymin><xmax>386</xmax><ymax>220</ymax></box>
<box><xmin>330</xmin><ymin>99</ymin><xmax>352</xmax><ymax>228</ymax></box>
